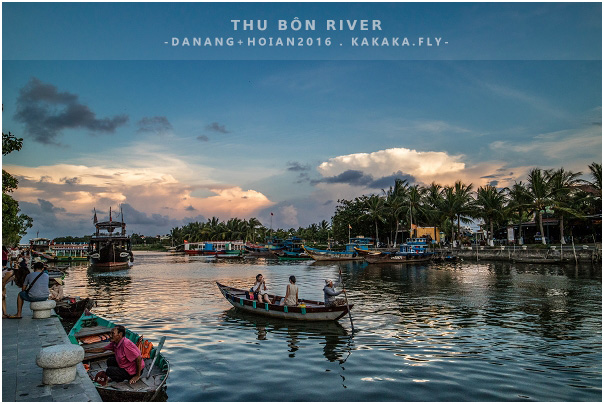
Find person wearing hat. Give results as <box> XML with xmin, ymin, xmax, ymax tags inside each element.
<box><xmin>323</xmin><ymin>279</ymin><xmax>346</xmax><ymax>307</ymax></box>
<box><xmin>49</xmin><ymin>277</ymin><xmax>64</xmax><ymax>301</ymax></box>
<box><xmin>7</xmin><ymin>261</ymin><xmax>49</xmax><ymax>319</ymax></box>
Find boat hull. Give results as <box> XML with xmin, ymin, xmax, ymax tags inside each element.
<box><xmin>217</xmin><ymin>283</ymin><xmax>352</xmax><ymax>321</ymax></box>
<box><xmin>303</xmin><ymin>246</ymin><xmax>363</xmax><ymax>261</ymax></box>
<box><xmin>68</xmin><ymin>312</ymin><xmax>170</xmax><ymax>402</ymax></box>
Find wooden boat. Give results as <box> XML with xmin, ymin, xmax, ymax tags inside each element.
<box><xmin>88</xmin><ymin>208</ymin><xmax>133</xmax><ymax>271</ymax></box>
<box><xmin>303</xmin><ymin>237</ymin><xmax>374</xmax><ymax>261</ymax></box>
<box><xmin>217</xmin><ymin>282</ymin><xmax>352</xmax><ymax>321</ymax></box>
<box><xmin>68</xmin><ymin>312</ymin><xmax>170</xmax><ymax>401</ymax></box>
<box><xmin>54</xmin><ymin>297</ymin><xmax>95</xmax><ymax>319</ymax></box>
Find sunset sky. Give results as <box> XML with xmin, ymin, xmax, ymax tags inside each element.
<box><xmin>2</xmin><ymin>2</ymin><xmax>601</xmax><ymax>240</ymax></box>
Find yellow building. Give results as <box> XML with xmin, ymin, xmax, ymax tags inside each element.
<box><xmin>415</xmin><ymin>226</ymin><xmax>441</xmax><ymax>243</ymax></box>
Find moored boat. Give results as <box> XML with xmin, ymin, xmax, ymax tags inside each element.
<box><xmin>217</xmin><ymin>282</ymin><xmax>352</xmax><ymax>321</ymax></box>
<box><xmin>303</xmin><ymin>236</ymin><xmax>374</xmax><ymax>261</ymax></box>
<box><xmin>55</xmin><ymin>296</ymin><xmax>95</xmax><ymax>319</ymax></box>
<box><xmin>68</xmin><ymin>311</ymin><xmax>170</xmax><ymax>401</ymax></box>
<box><xmin>363</xmin><ymin>237</ymin><xmax>433</xmax><ymax>264</ymax></box>
<box><xmin>88</xmin><ymin>207</ymin><xmax>133</xmax><ymax>271</ymax></box>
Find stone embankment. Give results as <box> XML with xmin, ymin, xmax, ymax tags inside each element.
<box><xmin>438</xmin><ymin>244</ymin><xmax>602</xmax><ymax>263</ymax></box>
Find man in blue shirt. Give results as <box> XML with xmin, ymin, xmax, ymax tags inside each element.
<box><xmin>8</xmin><ymin>261</ymin><xmax>49</xmax><ymax>319</ymax></box>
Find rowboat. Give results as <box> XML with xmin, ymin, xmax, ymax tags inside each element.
<box><xmin>54</xmin><ymin>297</ymin><xmax>95</xmax><ymax>319</ymax></box>
<box><xmin>68</xmin><ymin>312</ymin><xmax>170</xmax><ymax>401</ymax></box>
<box><xmin>217</xmin><ymin>282</ymin><xmax>352</xmax><ymax>321</ymax></box>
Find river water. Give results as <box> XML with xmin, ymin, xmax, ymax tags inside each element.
<box><xmin>59</xmin><ymin>252</ymin><xmax>602</xmax><ymax>401</ymax></box>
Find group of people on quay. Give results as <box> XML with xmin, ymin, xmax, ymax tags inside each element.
<box><xmin>3</xmin><ymin>245</ymin><xmax>145</xmax><ymax>386</ymax></box>
<box><xmin>250</xmin><ymin>273</ymin><xmax>347</xmax><ymax>307</ymax></box>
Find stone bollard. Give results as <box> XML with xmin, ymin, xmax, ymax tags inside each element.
<box><xmin>36</xmin><ymin>344</ymin><xmax>85</xmax><ymax>385</ymax></box>
<box><xmin>30</xmin><ymin>300</ymin><xmax>57</xmax><ymax>319</ymax></box>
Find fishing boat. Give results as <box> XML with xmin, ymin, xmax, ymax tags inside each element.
<box><xmin>29</xmin><ymin>238</ymin><xmax>59</xmax><ymax>262</ymax></box>
<box><xmin>303</xmin><ymin>237</ymin><xmax>373</xmax><ymax>261</ymax></box>
<box><xmin>88</xmin><ymin>208</ymin><xmax>133</xmax><ymax>271</ymax></box>
<box><xmin>363</xmin><ymin>238</ymin><xmax>433</xmax><ymax>264</ymax></box>
<box><xmin>55</xmin><ymin>297</ymin><xmax>95</xmax><ymax>319</ymax></box>
<box><xmin>68</xmin><ymin>312</ymin><xmax>170</xmax><ymax>401</ymax></box>
<box><xmin>217</xmin><ymin>282</ymin><xmax>352</xmax><ymax>321</ymax></box>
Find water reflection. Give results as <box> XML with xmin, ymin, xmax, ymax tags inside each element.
<box><xmin>222</xmin><ymin>308</ymin><xmax>351</xmax><ymax>363</ymax></box>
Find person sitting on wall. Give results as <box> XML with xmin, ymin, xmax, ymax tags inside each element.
<box><xmin>7</xmin><ymin>261</ymin><xmax>49</xmax><ymax>319</ymax></box>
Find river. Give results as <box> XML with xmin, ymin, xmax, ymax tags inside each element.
<box><xmin>59</xmin><ymin>252</ymin><xmax>602</xmax><ymax>401</ymax></box>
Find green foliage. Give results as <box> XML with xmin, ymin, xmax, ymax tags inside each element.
<box><xmin>2</xmin><ymin>131</ymin><xmax>33</xmax><ymax>245</ymax></box>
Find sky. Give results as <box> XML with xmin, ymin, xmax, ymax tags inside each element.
<box><xmin>1</xmin><ymin>2</ymin><xmax>602</xmax><ymax>241</ymax></box>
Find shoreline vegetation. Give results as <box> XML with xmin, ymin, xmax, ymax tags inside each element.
<box><xmin>166</xmin><ymin>162</ymin><xmax>601</xmax><ymax>248</ymax></box>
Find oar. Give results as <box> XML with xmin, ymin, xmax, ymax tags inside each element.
<box><xmin>338</xmin><ymin>267</ymin><xmax>355</xmax><ymax>333</ymax></box>
<box><xmin>145</xmin><ymin>336</ymin><xmax>166</xmax><ymax>379</ymax></box>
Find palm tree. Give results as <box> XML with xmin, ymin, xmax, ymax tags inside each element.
<box><xmin>423</xmin><ymin>182</ymin><xmax>444</xmax><ymax>244</ymax></box>
<box><xmin>453</xmin><ymin>181</ymin><xmax>475</xmax><ymax>243</ymax></box>
<box><xmin>362</xmin><ymin>194</ymin><xmax>387</xmax><ymax>245</ymax></box>
<box><xmin>505</xmin><ymin>181</ymin><xmax>531</xmax><ymax>244</ymax></box>
<box><xmin>383</xmin><ymin>178</ymin><xmax>409</xmax><ymax>246</ymax></box>
<box><xmin>526</xmin><ymin>168</ymin><xmax>552</xmax><ymax>244</ymax></box>
<box><xmin>475</xmin><ymin>185</ymin><xmax>507</xmax><ymax>245</ymax></box>
<box><xmin>548</xmin><ymin>168</ymin><xmax>583</xmax><ymax>244</ymax></box>
<box><xmin>407</xmin><ymin>185</ymin><xmax>426</xmax><ymax>237</ymax></box>
<box><xmin>441</xmin><ymin>186</ymin><xmax>458</xmax><ymax>244</ymax></box>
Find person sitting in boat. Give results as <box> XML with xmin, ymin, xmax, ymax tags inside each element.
<box><xmin>280</xmin><ymin>275</ymin><xmax>299</xmax><ymax>307</ymax></box>
<box><xmin>323</xmin><ymin>279</ymin><xmax>346</xmax><ymax>307</ymax></box>
<box><xmin>251</xmin><ymin>273</ymin><xmax>271</xmax><ymax>304</ymax></box>
<box><xmin>49</xmin><ymin>278</ymin><xmax>64</xmax><ymax>301</ymax></box>
<box><xmin>7</xmin><ymin>261</ymin><xmax>49</xmax><ymax>319</ymax></box>
<box><xmin>85</xmin><ymin>325</ymin><xmax>144</xmax><ymax>385</ymax></box>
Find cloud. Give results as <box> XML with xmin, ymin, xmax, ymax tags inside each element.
<box><xmin>14</xmin><ymin>77</ymin><xmax>128</xmax><ymax>144</ymax></box>
<box><xmin>137</xmin><ymin>116</ymin><xmax>173</xmax><ymax>135</ymax></box>
<box><xmin>196</xmin><ymin>135</ymin><xmax>209</xmax><ymax>142</ymax></box>
<box><xmin>286</xmin><ymin>161</ymin><xmax>311</xmax><ymax>172</ymax></box>
<box><xmin>311</xmin><ymin>170</ymin><xmax>373</xmax><ymax>186</ymax></box>
<box><xmin>6</xmin><ymin>161</ymin><xmax>275</xmax><ymax>239</ymax></box>
<box><xmin>317</xmin><ymin>148</ymin><xmax>470</xmax><ymax>185</ymax></box>
<box><xmin>205</xmin><ymin>122</ymin><xmax>230</xmax><ymax>134</ymax></box>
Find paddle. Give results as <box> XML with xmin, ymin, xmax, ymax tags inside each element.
<box><xmin>338</xmin><ymin>267</ymin><xmax>355</xmax><ymax>333</ymax></box>
<box><xmin>145</xmin><ymin>336</ymin><xmax>166</xmax><ymax>379</ymax></box>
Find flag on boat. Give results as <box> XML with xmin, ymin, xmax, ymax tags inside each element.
<box><xmin>109</xmin><ymin>207</ymin><xmax>112</xmax><ymax>222</ymax></box>
<box><xmin>270</xmin><ymin>212</ymin><xmax>273</xmax><ymax>216</ymax></box>
<box><xmin>93</xmin><ymin>208</ymin><xmax>98</xmax><ymax>223</ymax></box>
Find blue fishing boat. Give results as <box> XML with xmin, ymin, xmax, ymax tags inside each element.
<box><xmin>362</xmin><ymin>238</ymin><xmax>433</xmax><ymax>264</ymax></box>
<box><xmin>303</xmin><ymin>237</ymin><xmax>373</xmax><ymax>261</ymax></box>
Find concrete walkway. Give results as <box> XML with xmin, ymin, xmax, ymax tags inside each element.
<box><xmin>2</xmin><ymin>283</ymin><xmax>101</xmax><ymax>402</ymax></box>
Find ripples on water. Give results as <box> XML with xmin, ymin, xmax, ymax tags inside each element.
<box><xmin>59</xmin><ymin>253</ymin><xmax>602</xmax><ymax>401</ymax></box>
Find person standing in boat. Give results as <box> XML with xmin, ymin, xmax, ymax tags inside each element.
<box><xmin>280</xmin><ymin>275</ymin><xmax>299</xmax><ymax>306</ymax></box>
<box><xmin>252</xmin><ymin>273</ymin><xmax>271</xmax><ymax>304</ymax></box>
<box><xmin>85</xmin><ymin>325</ymin><xmax>144</xmax><ymax>385</ymax></box>
<box><xmin>323</xmin><ymin>279</ymin><xmax>346</xmax><ymax>307</ymax></box>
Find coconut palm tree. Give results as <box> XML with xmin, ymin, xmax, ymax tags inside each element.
<box><xmin>362</xmin><ymin>194</ymin><xmax>387</xmax><ymax>245</ymax></box>
<box><xmin>526</xmin><ymin>168</ymin><xmax>552</xmax><ymax>244</ymax></box>
<box><xmin>383</xmin><ymin>178</ymin><xmax>409</xmax><ymax>246</ymax></box>
<box><xmin>423</xmin><ymin>182</ymin><xmax>444</xmax><ymax>244</ymax></box>
<box><xmin>476</xmin><ymin>185</ymin><xmax>507</xmax><ymax>245</ymax></box>
<box><xmin>505</xmin><ymin>181</ymin><xmax>531</xmax><ymax>244</ymax></box>
<box><xmin>453</xmin><ymin>181</ymin><xmax>475</xmax><ymax>243</ymax></box>
<box><xmin>548</xmin><ymin>168</ymin><xmax>583</xmax><ymax>244</ymax></box>
<box><xmin>407</xmin><ymin>185</ymin><xmax>426</xmax><ymax>237</ymax></box>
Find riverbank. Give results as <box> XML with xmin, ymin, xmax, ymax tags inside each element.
<box><xmin>2</xmin><ymin>284</ymin><xmax>101</xmax><ymax>402</ymax></box>
<box><xmin>442</xmin><ymin>244</ymin><xmax>602</xmax><ymax>263</ymax></box>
